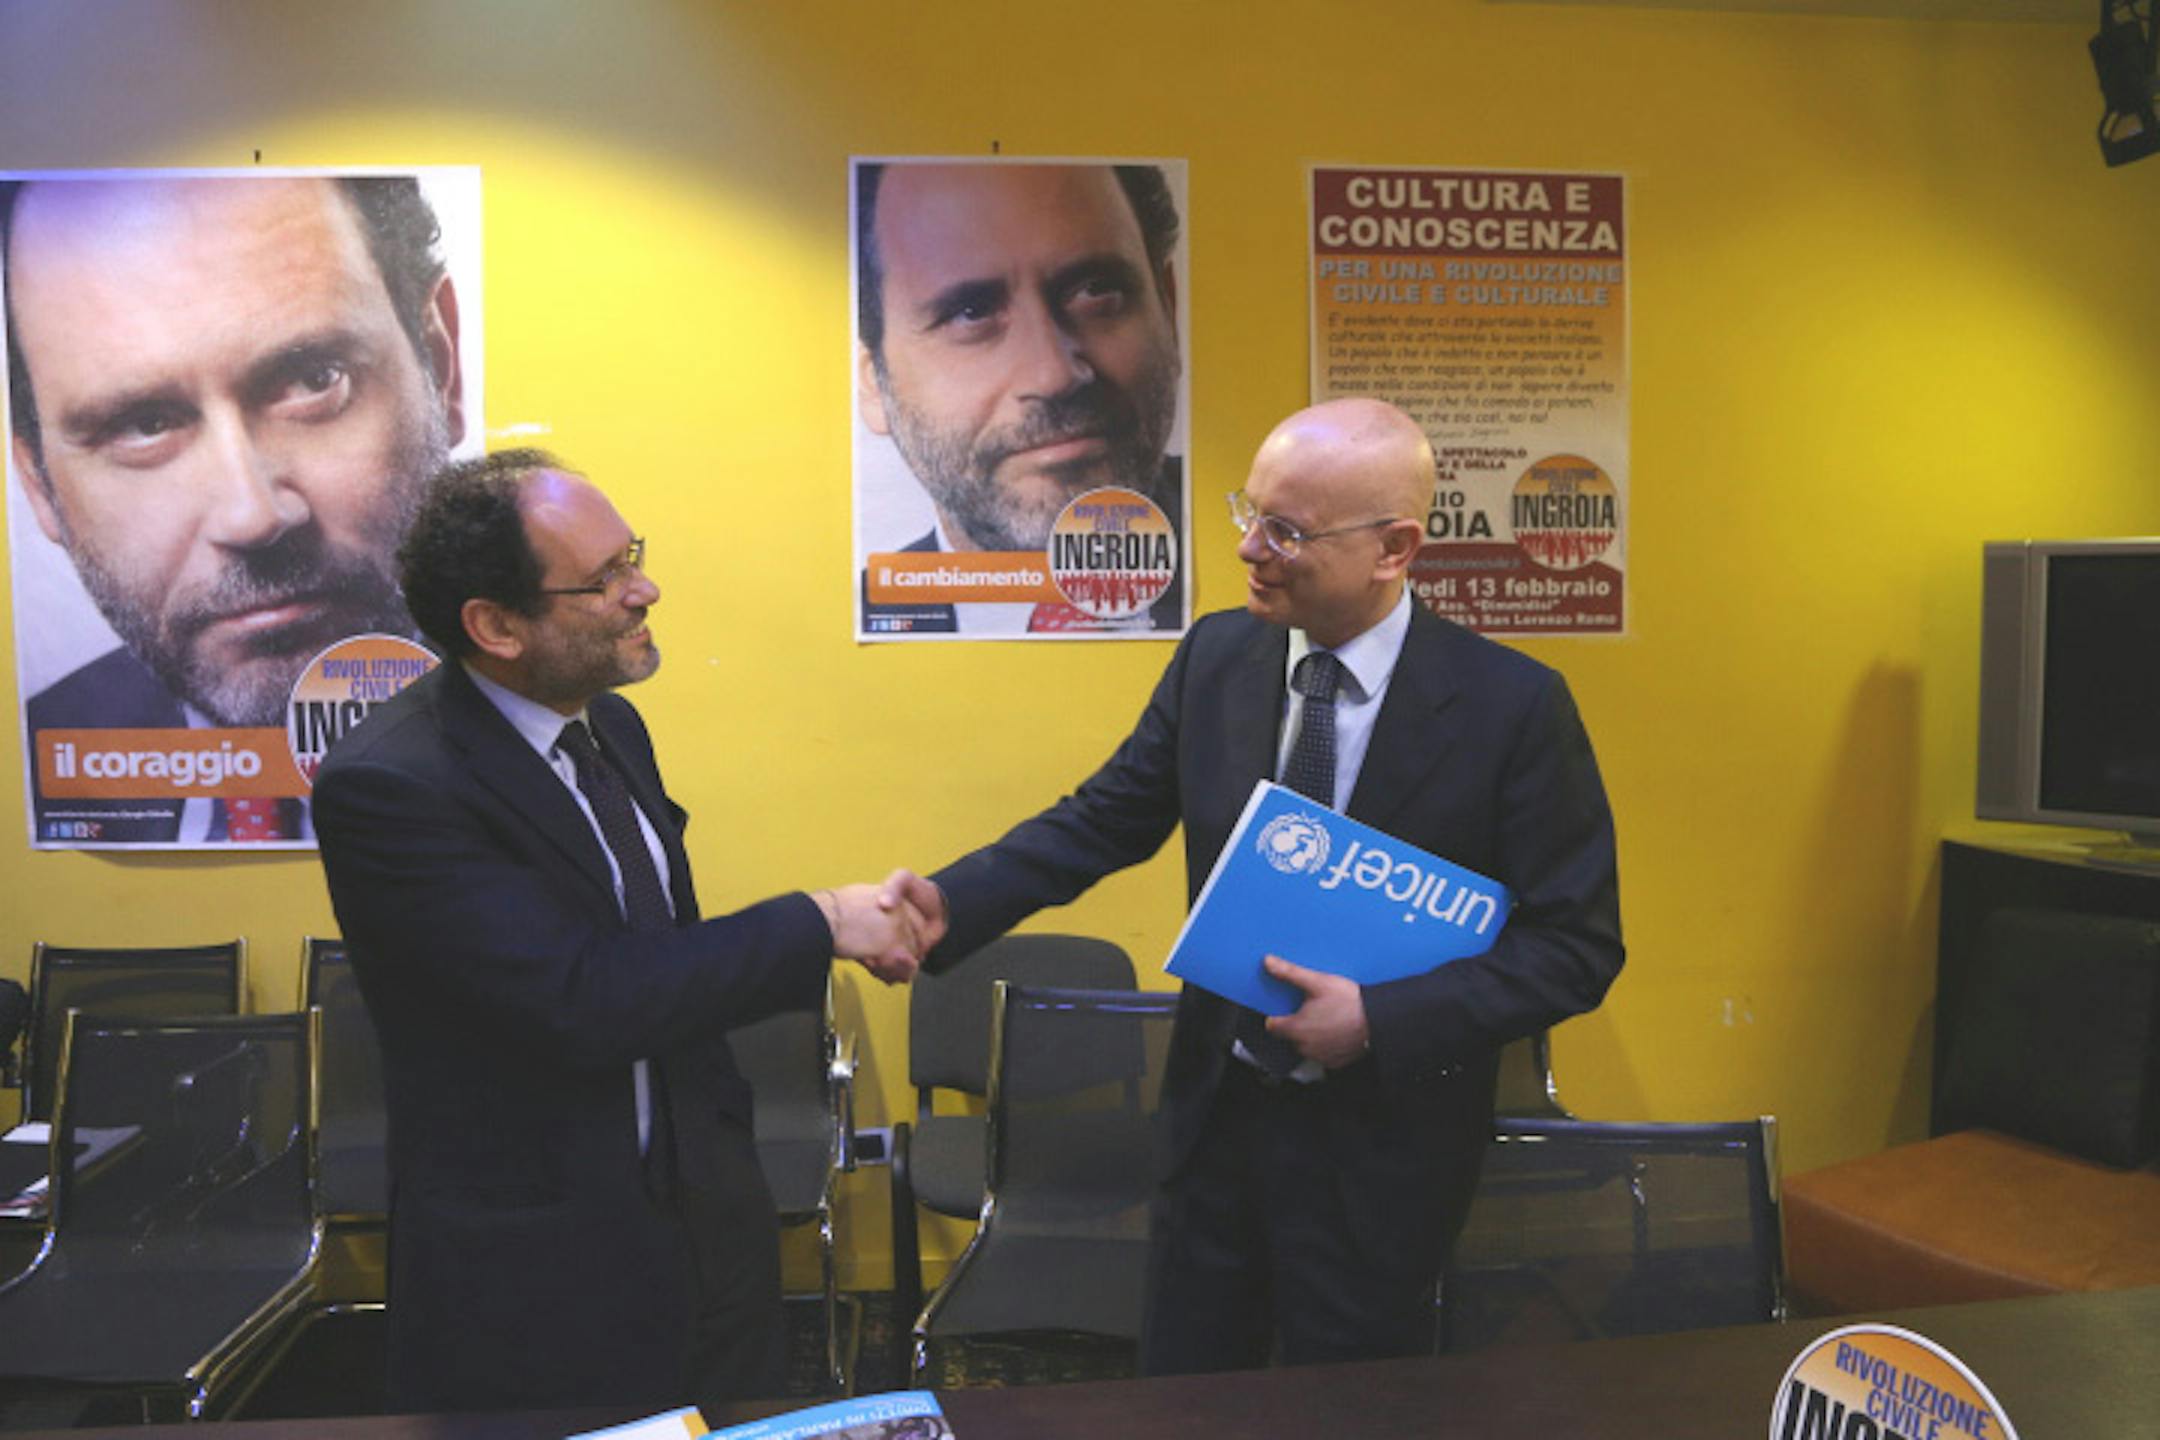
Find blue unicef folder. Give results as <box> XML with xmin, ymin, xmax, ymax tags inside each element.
<box><xmin>1166</xmin><ymin>780</ymin><xmax>1512</xmax><ymax>1015</ymax></box>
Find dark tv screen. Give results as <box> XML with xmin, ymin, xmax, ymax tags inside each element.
<box><xmin>2038</xmin><ymin>554</ymin><xmax>2160</xmax><ymax>822</ymax></box>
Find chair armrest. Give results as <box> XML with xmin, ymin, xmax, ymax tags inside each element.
<box><xmin>830</xmin><ymin>1032</ymin><xmax>858</xmax><ymax>1173</ymax></box>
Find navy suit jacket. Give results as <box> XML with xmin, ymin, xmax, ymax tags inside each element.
<box><xmin>930</xmin><ymin>602</ymin><xmax>1623</xmax><ymax>1265</ymax></box>
<box><xmin>312</xmin><ymin>661</ymin><xmax>830</xmax><ymax>1412</ymax></box>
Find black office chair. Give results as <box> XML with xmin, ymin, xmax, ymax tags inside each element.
<box><xmin>0</xmin><ymin>1011</ymin><xmax>322</xmax><ymax>1422</ymax></box>
<box><xmin>18</xmin><ymin>941</ymin><xmax>247</xmax><ymax>1124</ymax></box>
<box><xmin>1438</xmin><ymin>1114</ymin><xmax>1785</xmax><ymax>1352</ymax></box>
<box><xmin>729</xmin><ymin>983</ymin><xmax>857</xmax><ymax>1393</ymax></box>
<box><xmin>912</xmin><ymin>983</ymin><xmax>1178</xmax><ymax>1386</ymax></box>
<box><xmin>281</xmin><ymin>935</ymin><xmax>390</xmax><ymax>1384</ymax></box>
<box><xmin>889</xmin><ymin>934</ymin><xmax>1136</xmax><ymax>1339</ymax></box>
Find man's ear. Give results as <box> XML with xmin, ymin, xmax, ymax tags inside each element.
<box><xmin>856</xmin><ymin>342</ymin><xmax>891</xmax><ymax>437</ymax></box>
<box><xmin>421</xmin><ymin>273</ymin><xmax>465</xmax><ymax>449</ymax></box>
<box><xmin>461</xmin><ymin>597</ymin><xmax>525</xmax><ymax>663</ymax></box>
<box><xmin>13</xmin><ymin>436</ymin><xmax>64</xmax><ymax>546</ymax></box>
<box><xmin>1374</xmin><ymin>518</ymin><xmax>1424</xmax><ymax>582</ymax></box>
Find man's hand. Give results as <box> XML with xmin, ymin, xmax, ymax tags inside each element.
<box><xmin>1262</xmin><ymin>955</ymin><xmax>1371</xmax><ymax>1069</ymax></box>
<box><xmin>876</xmin><ymin>868</ymin><xmax>949</xmax><ymax>954</ymax></box>
<box><xmin>814</xmin><ymin>884</ymin><xmax>927</xmax><ymax>984</ymax></box>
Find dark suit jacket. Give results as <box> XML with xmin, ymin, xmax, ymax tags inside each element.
<box><xmin>930</xmin><ymin>602</ymin><xmax>1623</xmax><ymax>1267</ymax></box>
<box><xmin>312</xmin><ymin>661</ymin><xmax>830</xmax><ymax>1412</ymax></box>
<box><xmin>26</xmin><ymin>646</ymin><xmax>186</xmax><ymax>843</ymax></box>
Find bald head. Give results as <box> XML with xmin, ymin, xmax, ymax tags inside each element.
<box><xmin>1237</xmin><ymin>399</ymin><xmax>1432</xmax><ymax>648</ymax></box>
<box><xmin>1254</xmin><ymin>398</ymin><xmax>1436</xmax><ymax>525</ymax></box>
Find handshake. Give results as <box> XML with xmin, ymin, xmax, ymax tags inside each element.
<box><xmin>811</xmin><ymin>869</ymin><xmax>947</xmax><ymax>984</ymax></box>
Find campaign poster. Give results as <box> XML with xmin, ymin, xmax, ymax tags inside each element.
<box><xmin>852</xmin><ymin>157</ymin><xmax>1191</xmax><ymax>642</ymax></box>
<box><xmin>4</xmin><ymin>167</ymin><xmax>482</xmax><ymax>848</ymax></box>
<box><xmin>1310</xmin><ymin>166</ymin><xmax>1628</xmax><ymax>636</ymax></box>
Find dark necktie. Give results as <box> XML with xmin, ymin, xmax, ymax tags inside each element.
<box><xmin>1281</xmin><ymin>652</ymin><xmax>1343</xmax><ymax>808</ymax></box>
<box><xmin>556</xmin><ymin>720</ymin><xmax>672</xmax><ymax>933</ymax></box>
<box><xmin>557</xmin><ymin>719</ymin><xmax>677</xmax><ymax>1184</ymax></box>
<box><xmin>1236</xmin><ymin>651</ymin><xmax>1346</xmax><ymax>1078</ymax></box>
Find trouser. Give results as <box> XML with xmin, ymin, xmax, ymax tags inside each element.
<box><xmin>674</xmin><ymin>1115</ymin><xmax>791</xmax><ymax>1409</ymax></box>
<box><xmin>1140</xmin><ymin>1060</ymin><xmax>1443</xmax><ymax>1375</ymax></box>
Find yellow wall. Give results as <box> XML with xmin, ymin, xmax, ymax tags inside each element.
<box><xmin>3</xmin><ymin>0</ymin><xmax>2157</xmax><ymax>1288</ymax></box>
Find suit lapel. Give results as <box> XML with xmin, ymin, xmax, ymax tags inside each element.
<box><xmin>1346</xmin><ymin>605</ymin><xmax>1465</xmax><ymax>833</ymax></box>
<box><xmin>433</xmin><ymin>664</ymin><xmax>621</xmax><ymax>910</ymax></box>
<box><xmin>1223</xmin><ymin>621</ymin><xmax>1289</xmax><ymax>813</ymax></box>
<box><xmin>590</xmin><ymin>701</ymin><xmax>699</xmax><ymax>923</ymax></box>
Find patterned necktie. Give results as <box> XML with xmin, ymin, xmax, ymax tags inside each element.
<box><xmin>556</xmin><ymin>720</ymin><xmax>672</xmax><ymax>932</ymax></box>
<box><xmin>1236</xmin><ymin>650</ymin><xmax>1347</xmax><ymax>1078</ymax></box>
<box><xmin>1282</xmin><ymin>652</ymin><xmax>1344</xmax><ymax>808</ymax></box>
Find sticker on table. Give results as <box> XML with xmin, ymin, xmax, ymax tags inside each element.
<box><xmin>1771</xmin><ymin>1323</ymin><xmax>2017</xmax><ymax>1440</ymax></box>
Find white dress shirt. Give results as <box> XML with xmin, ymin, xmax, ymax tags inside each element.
<box><xmin>1239</xmin><ymin>590</ymin><xmax>1416</xmax><ymax>1081</ymax></box>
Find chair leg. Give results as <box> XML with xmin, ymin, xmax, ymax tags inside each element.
<box><xmin>836</xmin><ymin>1292</ymin><xmax>864</xmax><ymax>1396</ymax></box>
<box><xmin>819</xmin><ymin>1206</ymin><xmax>842</xmax><ymax>1394</ymax></box>
<box><xmin>889</xmin><ymin>1122</ymin><xmax>924</xmax><ymax>1378</ymax></box>
<box><xmin>909</xmin><ymin>1327</ymin><xmax>932</xmax><ymax>1389</ymax></box>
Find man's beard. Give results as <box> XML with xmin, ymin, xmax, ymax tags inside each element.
<box><xmin>518</xmin><ymin>613</ymin><xmax>662</xmax><ymax>711</ymax></box>
<box><xmin>56</xmin><ymin>417</ymin><xmax>447</xmax><ymax>728</ymax></box>
<box><xmin>878</xmin><ymin>347</ymin><xmax>1179</xmax><ymax>553</ymax></box>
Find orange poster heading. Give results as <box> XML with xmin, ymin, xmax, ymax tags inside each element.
<box><xmin>36</xmin><ymin>727</ymin><xmax>307</xmax><ymax>799</ymax></box>
<box><xmin>864</xmin><ymin>551</ymin><xmax>1062</xmax><ymax>605</ymax></box>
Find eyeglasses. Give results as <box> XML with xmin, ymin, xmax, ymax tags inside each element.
<box><xmin>539</xmin><ymin>537</ymin><xmax>648</xmax><ymax>600</ymax></box>
<box><xmin>1227</xmin><ymin>491</ymin><xmax>1401</xmax><ymax>561</ymax></box>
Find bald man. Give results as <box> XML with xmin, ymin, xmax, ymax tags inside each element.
<box><xmin>912</xmin><ymin>398</ymin><xmax>1623</xmax><ymax>1371</ymax></box>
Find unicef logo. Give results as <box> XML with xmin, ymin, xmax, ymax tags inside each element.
<box><xmin>1256</xmin><ymin>812</ymin><xmax>1332</xmax><ymax>874</ymax></box>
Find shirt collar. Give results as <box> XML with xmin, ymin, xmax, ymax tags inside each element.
<box><xmin>1286</xmin><ymin>589</ymin><xmax>1414</xmax><ymax>702</ymax></box>
<box><xmin>464</xmin><ymin>663</ymin><xmax>589</xmax><ymax>762</ymax></box>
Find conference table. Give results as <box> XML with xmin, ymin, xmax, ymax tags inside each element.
<box><xmin>26</xmin><ymin>1287</ymin><xmax>2158</xmax><ymax>1438</ymax></box>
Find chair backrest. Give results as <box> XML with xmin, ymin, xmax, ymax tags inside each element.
<box><xmin>989</xmin><ymin>984</ymin><xmax>1175</xmax><ymax>1234</ymax></box>
<box><xmin>24</xmin><ymin>941</ymin><xmax>246</xmax><ymax>1123</ymax></box>
<box><xmin>48</xmin><ymin>1009</ymin><xmax>318</xmax><ymax>1258</ymax></box>
<box><xmin>727</xmin><ymin>981</ymin><xmax>849</xmax><ymax>1219</ymax></box>
<box><xmin>921</xmin><ymin>984</ymin><xmax>1177</xmax><ymax>1344</ymax></box>
<box><xmin>910</xmin><ymin>934</ymin><xmax>1135</xmax><ymax>1106</ymax></box>
<box><xmin>1492</xmin><ymin>1029</ymin><xmax>1569</xmax><ymax>1120</ymax></box>
<box><xmin>987</xmin><ymin>982</ymin><xmax>1176</xmax><ymax>1203</ymax></box>
<box><xmin>729</xmin><ymin>989</ymin><xmax>836</xmax><ymax>1147</ymax></box>
<box><xmin>298</xmin><ymin>937</ymin><xmax>388</xmax><ymax>1219</ymax></box>
<box><xmin>1443</xmin><ymin>1115</ymin><xmax>1783</xmax><ymax>1352</ymax></box>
